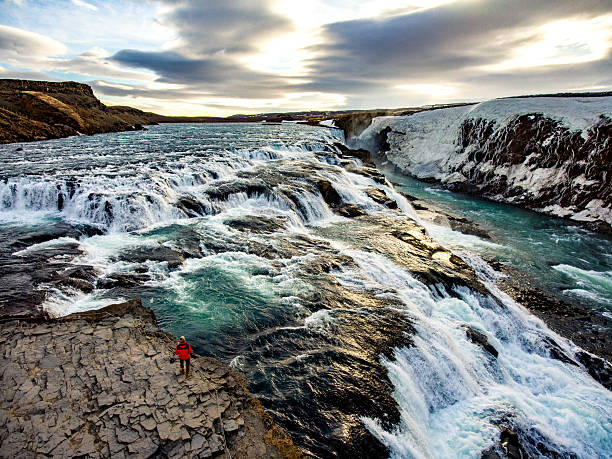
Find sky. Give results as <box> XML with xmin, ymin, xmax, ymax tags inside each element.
<box><xmin>0</xmin><ymin>0</ymin><xmax>611</xmax><ymax>116</ymax></box>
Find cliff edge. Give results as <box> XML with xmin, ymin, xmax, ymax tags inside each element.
<box><xmin>0</xmin><ymin>79</ymin><xmax>159</xmax><ymax>143</ymax></box>
<box><xmin>0</xmin><ymin>298</ymin><xmax>301</xmax><ymax>458</ymax></box>
<box><xmin>351</xmin><ymin>95</ymin><xmax>612</xmax><ymax>232</ymax></box>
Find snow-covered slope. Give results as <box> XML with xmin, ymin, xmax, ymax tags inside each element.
<box><xmin>355</xmin><ymin>96</ymin><xmax>612</xmax><ymax>230</ymax></box>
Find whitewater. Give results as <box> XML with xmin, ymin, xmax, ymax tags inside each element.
<box><xmin>0</xmin><ymin>123</ymin><xmax>610</xmax><ymax>458</ymax></box>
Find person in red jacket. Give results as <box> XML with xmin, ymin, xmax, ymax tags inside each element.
<box><xmin>175</xmin><ymin>336</ymin><xmax>193</xmax><ymax>377</ymax></box>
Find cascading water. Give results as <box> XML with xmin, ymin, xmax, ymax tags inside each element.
<box><xmin>1</xmin><ymin>123</ymin><xmax>610</xmax><ymax>458</ymax></box>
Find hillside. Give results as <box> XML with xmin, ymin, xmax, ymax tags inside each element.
<box><xmin>0</xmin><ymin>80</ymin><xmax>160</xmax><ymax>143</ymax></box>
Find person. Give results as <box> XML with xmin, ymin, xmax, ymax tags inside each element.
<box><xmin>175</xmin><ymin>336</ymin><xmax>193</xmax><ymax>377</ymax></box>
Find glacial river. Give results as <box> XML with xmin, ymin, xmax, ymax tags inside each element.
<box><xmin>0</xmin><ymin>123</ymin><xmax>610</xmax><ymax>458</ymax></box>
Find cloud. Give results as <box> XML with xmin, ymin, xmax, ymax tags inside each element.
<box><xmin>0</xmin><ymin>66</ymin><xmax>56</xmax><ymax>81</ymax></box>
<box><xmin>71</xmin><ymin>0</ymin><xmax>98</xmax><ymax>11</ymax></box>
<box><xmin>159</xmin><ymin>0</ymin><xmax>293</xmax><ymax>56</ymax></box>
<box><xmin>48</xmin><ymin>47</ymin><xmax>157</xmax><ymax>81</ymax></box>
<box><xmin>300</xmin><ymin>0</ymin><xmax>612</xmax><ymax>100</ymax></box>
<box><xmin>0</xmin><ymin>25</ymin><xmax>67</xmax><ymax>59</ymax></box>
<box><xmin>112</xmin><ymin>50</ymin><xmax>229</xmax><ymax>84</ymax></box>
<box><xmin>3</xmin><ymin>0</ymin><xmax>611</xmax><ymax>115</ymax></box>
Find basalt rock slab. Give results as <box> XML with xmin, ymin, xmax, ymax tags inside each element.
<box><xmin>0</xmin><ymin>298</ymin><xmax>301</xmax><ymax>458</ymax></box>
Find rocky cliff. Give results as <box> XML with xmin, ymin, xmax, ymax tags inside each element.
<box><xmin>0</xmin><ymin>79</ymin><xmax>159</xmax><ymax>143</ymax></box>
<box><xmin>0</xmin><ymin>298</ymin><xmax>301</xmax><ymax>458</ymax></box>
<box><xmin>352</xmin><ymin>95</ymin><xmax>612</xmax><ymax>232</ymax></box>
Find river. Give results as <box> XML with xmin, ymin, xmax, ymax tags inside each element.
<box><xmin>0</xmin><ymin>123</ymin><xmax>610</xmax><ymax>458</ymax></box>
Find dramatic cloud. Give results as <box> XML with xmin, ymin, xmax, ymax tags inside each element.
<box><xmin>309</xmin><ymin>0</ymin><xmax>612</xmax><ymax>83</ymax></box>
<box><xmin>0</xmin><ymin>25</ymin><xmax>67</xmax><ymax>59</ymax></box>
<box><xmin>159</xmin><ymin>0</ymin><xmax>293</xmax><ymax>56</ymax></box>
<box><xmin>295</xmin><ymin>0</ymin><xmax>612</xmax><ymax>106</ymax></box>
<box><xmin>1</xmin><ymin>0</ymin><xmax>611</xmax><ymax>115</ymax></box>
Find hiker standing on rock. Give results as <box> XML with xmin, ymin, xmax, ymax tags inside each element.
<box><xmin>175</xmin><ymin>336</ymin><xmax>192</xmax><ymax>377</ymax></box>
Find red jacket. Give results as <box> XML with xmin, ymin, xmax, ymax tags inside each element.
<box><xmin>175</xmin><ymin>342</ymin><xmax>192</xmax><ymax>360</ymax></box>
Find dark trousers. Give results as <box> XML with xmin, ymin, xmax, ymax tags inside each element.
<box><xmin>180</xmin><ymin>358</ymin><xmax>190</xmax><ymax>374</ymax></box>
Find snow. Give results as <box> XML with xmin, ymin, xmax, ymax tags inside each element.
<box><xmin>572</xmin><ymin>200</ymin><xmax>612</xmax><ymax>225</ymax></box>
<box><xmin>354</xmin><ymin>95</ymin><xmax>612</xmax><ymax>227</ymax></box>
<box><xmin>464</xmin><ymin>96</ymin><xmax>612</xmax><ymax>133</ymax></box>
<box><xmin>357</xmin><ymin>106</ymin><xmax>474</xmax><ymax>179</ymax></box>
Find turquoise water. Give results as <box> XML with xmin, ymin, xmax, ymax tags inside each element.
<box><xmin>1</xmin><ymin>123</ymin><xmax>611</xmax><ymax>458</ymax></box>
<box><xmin>381</xmin><ymin>166</ymin><xmax>612</xmax><ymax>312</ymax></box>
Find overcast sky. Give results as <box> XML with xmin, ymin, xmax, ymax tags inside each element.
<box><xmin>1</xmin><ymin>0</ymin><xmax>611</xmax><ymax>115</ymax></box>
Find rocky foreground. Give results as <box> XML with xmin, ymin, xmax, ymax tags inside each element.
<box><xmin>0</xmin><ymin>298</ymin><xmax>301</xmax><ymax>458</ymax></box>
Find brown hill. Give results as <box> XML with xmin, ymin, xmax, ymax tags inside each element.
<box><xmin>0</xmin><ymin>79</ymin><xmax>160</xmax><ymax>143</ymax></box>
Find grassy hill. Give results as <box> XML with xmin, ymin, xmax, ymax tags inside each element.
<box><xmin>0</xmin><ymin>80</ymin><xmax>161</xmax><ymax>143</ymax></box>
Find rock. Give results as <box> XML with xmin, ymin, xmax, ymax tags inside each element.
<box><xmin>209</xmin><ymin>433</ymin><xmax>224</xmax><ymax>454</ymax></box>
<box><xmin>337</xmin><ymin>204</ymin><xmax>366</xmax><ymax>218</ymax></box>
<box><xmin>575</xmin><ymin>350</ymin><xmax>612</xmax><ymax>390</ymax></box>
<box><xmin>190</xmin><ymin>433</ymin><xmax>207</xmax><ymax>451</ymax></box>
<box><xmin>97</xmin><ymin>392</ymin><xmax>116</xmax><ymax>407</ymax></box>
<box><xmin>93</xmin><ymin>327</ymin><xmax>113</xmax><ymax>340</ymax></box>
<box><xmin>0</xmin><ymin>299</ymin><xmax>299</xmax><ymax>459</ymax></box>
<box><xmin>118</xmin><ymin>246</ymin><xmax>185</xmax><ymax>269</ymax></box>
<box><xmin>127</xmin><ymin>437</ymin><xmax>158</xmax><ymax>457</ymax></box>
<box><xmin>116</xmin><ymin>426</ymin><xmax>140</xmax><ymax>444</ymax></box>
<box><xmin>465</xmin><ymin>326</ymin><xmax>499</xmax><ymax>358</ymax></box>
<box><xmin>317</xmin><ymin>179</ymin><xmax>343</xmax><ymax>208</ymax></box>
<box><xmin>365</xmin><ymin>187</ymin><xmax>398</xmax><ymax>209</ymax></box>
<box><xmin>156</xmin><ymin>421</ymin><xmax>171</xmax><ymax>441</ymax></box>
<box><xmin>366</xmin><ymin>103</ymin><xmax>612</xmax><ymax>233</ymax></box>
<box><xmin>223</xmin><ymin>419</ymin><xmax>239</xmax><ymax>432</ymax></box>
<box><xmin>74</xmin><ymin>432</ymin><xmax>97</xmax><ymax>456</ymax></box>
<box><xmin>0</xmin><ymin>79</ymin><xmax>162</xmax><ymax>144</ymax></box>
<box><xmin>177</xmin><ymin>195</ymin><xmax>207</xmax><ymax>217</ymax></box>
<box><xmin>97</xmin><ymin>273</ymin><xmax>149</xmax><ymax>289</ymax></box>
<box><xmin>500</xmin><ymin>428</ymin><xmax>524</xmax><ymax>459</ymax></box>
<box><xmin>39</xmin><ymin>354</ymin><xmax>59</xmax><ymax>368</ymax></box>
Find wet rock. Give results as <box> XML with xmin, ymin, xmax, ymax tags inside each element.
<box><xmin>365</xmin><ymin>186</ymin><xmax>398</xmax><ymax>209</ymax></box>
<box><xmin>118</xmin><ymin>245</ymin><xmax>185</xmax><ymax>269</ymax></box>
<box><xmin>96</xmin><ymin>273</ymin><xmax>149</xmax><ymax>289</ymax></box>
<box><xmin>347</xmin><ymin>166</ymin><xmax>388</xmax><ymax>184</ymax></box>
<box><xmin>225</xmin><ymin>215</ymin><xmax>286</xmax><ymax>234</ymax></box>
<box><xmin>337</xmin><ymin>204</ymin><xmax>366</xmax><ymax>218</ymax></box>
<box><xmin>0</xmin><ymin>298</ymin><xmax>300</xmax><ymax>458</ymax></box>
<box><xmin>176</xmin><ymin>195</ymin><xmax>207</xmax><ymax>217</ymax></box>
<box><xmin>54</xmin><ymin>276</ymin><xmax>94</xmax><ymax>293</ymax></box>
<box><xmin>465</xmin><ymin>326</ymin><xmax>499</xmax><ymax>358</ymax></box>
<box><xmin>575</xmin><ymin>350</ymin><xmax>612</xmax><ymax>390</ymax></box>
<box><xmin>447</xmin><ymin>215</ymin><xmax>492</xmax><ymax>240</ymax></box>
<box><xmin>334</xmin><ymin>142</ymin><xmax>375</xmax><ymax>167</ymax></box>
<box><xmin>317</xmin><ymin>179</ymin><xmax>343</xmax><ymax>208</ymax></box>
<box><xmin>204</xmin><ymin>180</ymin><xmax>268</xmax><ymax>201</ymax></box>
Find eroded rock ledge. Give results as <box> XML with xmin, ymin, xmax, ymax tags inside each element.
<box><xmin>0</xmin><ymin>298</ymin><xmax>301</xmax><ymax>458</ymax></box>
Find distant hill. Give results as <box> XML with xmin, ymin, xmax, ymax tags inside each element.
<box><xmin>0</xmin><ymin>79</ymin><xmax>347</xmax><ymax>143</ymax></box>
<box><xmin>0</xmin><ymin>79</ymin><xmax>164</xmax><ymax>143</ymax></box>
<box><xmin>3</xmin><ymin>79</ymin><xmax>609</xmax><ymax>145</ymax></box>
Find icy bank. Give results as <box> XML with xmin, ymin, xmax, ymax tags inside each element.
<box><xmin>355</xmin><ymin>96</ymin><xmax>612</xmax><ymax>230</ymax></box>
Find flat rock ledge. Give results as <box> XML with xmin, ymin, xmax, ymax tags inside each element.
<box><xmin>0</xmin><ymin>299</ymin><xmax>302</xmax><ymax>458</ymax></box>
